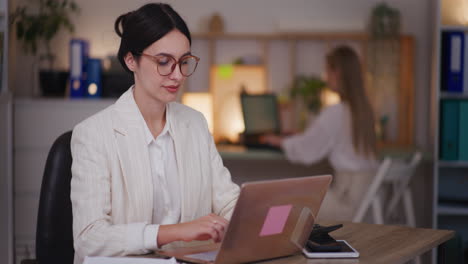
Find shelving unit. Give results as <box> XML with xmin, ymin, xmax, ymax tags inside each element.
<box><xmin>193</xmin><ymin>32</ymin><xmax>368</xmax><ymax>95</ymax></box>
<box><xmin>192</xmin><ymin>32</ymin><xmax>415</xmax><ymax>147</ymax></box>
<box><xmin>432</xmin><ymin>0</ymin><xmax>468</xmax><ymax>263</ymax></box>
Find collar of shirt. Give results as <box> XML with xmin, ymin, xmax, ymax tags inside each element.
<box><xmin>141</xmin><ymin>106</ymin><xmax>173</xmax><ymax>145</ymax></box>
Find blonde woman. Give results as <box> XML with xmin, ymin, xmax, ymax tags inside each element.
<box><xmin>262</xmin><ymin>45</ymin><xmax>377</xmax><ymax>221</ymax></box>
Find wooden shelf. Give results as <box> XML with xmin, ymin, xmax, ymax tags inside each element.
<box><xmin>440</xmin><ymin>92</ymin><xmax>468</xmax><ymax>99</ymax></box>
<box><xmin>438</xmin><ymin>203</ymin><xmax>468</xmax><ymax>216</ymax></box>
<box><xmin>192</xmin><ymin>31</ymin><xmax>368</xmax><ymax>41</ymax></box>
<box><xmin>440</xmin><ymin>25</ymin><xmax>468</xmax><ymax>31</ymax></box>
<box><xmin>438</xmin><ymin>160</ymin><xmax>468</xmax><ymax>168</ymax></box>
<box><xmin>192</xmin><ymin>32</ymin><xmax>414</xmax><ymax>148</ymax></box>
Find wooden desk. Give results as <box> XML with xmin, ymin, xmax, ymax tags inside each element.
<box><xmin>266</xmin><ymin>221</ymin><xmax>454</xmax><ymax>264</ymax></box>
<box><xmin>157</xmin><ymin>221</ymin><xmax>453</xmax><ymax>264</ymax></box>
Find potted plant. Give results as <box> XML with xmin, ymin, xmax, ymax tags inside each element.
<box><xmin>290</xmin><ymin>75</ymin><xmax>326</xmax><ymax>129</ymax></box>
<box><xmin>11</xmin><ymin>0</ymin><xmax>79</xmax><ymax>96</ymax></box>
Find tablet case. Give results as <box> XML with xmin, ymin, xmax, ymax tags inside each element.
<box><xmin>307</xmin><ymin>224</ymin><xmax>343</xmax><ymax>252</ymax></box>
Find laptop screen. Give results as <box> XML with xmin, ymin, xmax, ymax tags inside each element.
<box><xmin>240</xmin><ymin>94</ymin><xmax>280</xmax><ymax>134</ymax></box>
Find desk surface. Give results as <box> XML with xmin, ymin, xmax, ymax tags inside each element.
<box><xmin>158</xmin><ymin>221</ymin><xmax>453</xmax><ymax>264</ymax></box>
<box><xmin>266</xmin><ymin>221</ymin><xmax>454</xmax><ymax>264</ymax></box>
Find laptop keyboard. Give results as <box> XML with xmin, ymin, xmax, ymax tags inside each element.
<box><xmin>185</xmin><ymin>250</ymin><xmax>219</xmax><ymax>261</ymax></box>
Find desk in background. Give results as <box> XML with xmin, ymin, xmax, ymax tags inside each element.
<box><xmin>218</xmin><ymin>145</ymin><xmax>434</xmax><ymax>231</ymax></box>
<box><xmin>218</xmin><ymin>144</ymin><xmax>334</xmax><ymax>185</ymax></box>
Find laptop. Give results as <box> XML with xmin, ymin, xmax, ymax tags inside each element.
<box><xmin>159</xmin><ymin>175</ymin><xmax>332</xmax><ymax>264</ymax></box>
<box><xmin>240</xmin><ymin>93</ymin><xmax>282</xmax><ymax>151</ymax></box>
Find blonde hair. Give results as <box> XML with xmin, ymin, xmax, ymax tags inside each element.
<box><xmin>326</xmin><ymin>46</ymin><xmax>377</xmax><ymax>158</ymax></box>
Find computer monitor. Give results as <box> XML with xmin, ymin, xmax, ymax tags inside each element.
<box><xmin>240</xmin><ymin>93</ymin><xmax>281</xmax><ymax>135</ymax></box>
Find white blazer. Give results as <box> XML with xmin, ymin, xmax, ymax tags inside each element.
<box><xmin>70</xmin><ymin>89</ymin><xmax>240</xmax><ymax>264</ymax></box>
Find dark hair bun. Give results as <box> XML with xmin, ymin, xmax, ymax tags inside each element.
<box><xmin>114</xmin><ymin>3</ymin><xmax>191</xmax><ymax>73</ymax></box>
<box><xmin>114</xmin><ymin>12</ymin><xmax>132</xmax><ymax>38</ymax></box>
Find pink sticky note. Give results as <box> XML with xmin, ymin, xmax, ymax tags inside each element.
<box><xmin>259</xmin><ymin>204</ymin><xmax>292</xmax><ymax>236</ymax></box>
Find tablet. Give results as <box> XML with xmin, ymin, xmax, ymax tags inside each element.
<box><xmin>302</xmin><ymin>240</ymin><xmax>359</xmax><ymax>258</ymax></box>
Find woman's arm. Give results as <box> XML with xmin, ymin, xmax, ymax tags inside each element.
<box><xmin>281</xmin><ymin>106</ymin><xmax>342</xmax><ymax>165</ymax></box>
<box><xmin>260</xmin><ymin>134</ymin><xmax>284</xmax><ymax>147</ymax></box>
<box><xmin>186</xmin><ymin>112</ymin><xmax>240</xmax><ymax>220</ymax></box>
<box><xmin>158</xmin><ymin>113</ymin><xmax>239</xmax><ymax>246</ymax></box>
<box><xmin>71</xmin><ymin>120</ymin><xmax>149</xmax><ymax>258</ymax></box>
<box><xmin>157</xmin><ymin>213</ymin><xmax>229</xmax><ymax>246</ymax></box>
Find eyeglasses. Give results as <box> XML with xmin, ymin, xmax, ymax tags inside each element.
<box><xmin>139</xmin><ymin>53</ymin><xmax>200</xmax><ymax>77</ymax></box>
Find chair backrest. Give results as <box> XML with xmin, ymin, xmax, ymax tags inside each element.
<box><xmin>352</xmin><ymin>152</ymin><xmax>422</xmax><ymax>224</ymax></box>
<box><xmin>36</xmin><ymin>131</ymin><xmax>74</xmax><ymax>264</ymax></box>
<box><xmin>384</xmin><ymin>152</ymin><xmax>422</xmax><ymax>221</ymax></box>
<box><xmin>352</xmin><ymin>157</ymin><xmax>392</xmax><ymax>223</ymax></box>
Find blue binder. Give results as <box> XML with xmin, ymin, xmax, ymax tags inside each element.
<box><xmin>441</xmin><ymin>31</ymin><xmax>464</xmax><ymax>92</ymax></box>
<box><xmin>458</xmin><ymin>100</ymin><xmax>468</xmax><ymax>160</ymax></box>
<box><xmin>440</xmin><ymin>100</ymin><xmax>459</xmax><ymax>160</ymax></box>
<box><xmin>69</xmin><ymin>39</ymin><xmax>89</xmax><ymax>98</ymax></box>
<box><xmin>86</xmin><ymin>58</ymin><xmax>102</xmax><ymax>98</ymax></box>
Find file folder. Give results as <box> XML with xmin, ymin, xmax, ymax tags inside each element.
<box><xmin>440</xmin><ymin>100</ymin><xmax>459</xmax><ymax>160</ymax></box>
<box><xmin>464</xmin><ymin>33</ymin><xmax>468</xmax><ymax>94</ymax></box>
<box><xmin>441</xmin><ymin>31</ymin><xmax>464</xmax><ymax>92</ymax></box>
<box><xmin>458</xmin><ymin>100</ymin><xmax>468</xmax><ymax>160</ymax></box>
<box><xmin>69</xmin><ymin>39</ymin><xmax>89</xmax><ymax>98</ymax></box>
<box><xmin>86</xmin><ymin>58</ymin><xmax>102</xmax><ymax>98</ymax></box>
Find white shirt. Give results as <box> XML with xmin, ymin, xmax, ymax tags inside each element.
<box><xmin>282</xmin><ymin>103</ymin><xmax>377</xmax><ymax>172</ymax></box>
<box><xmin>141</xmin><ymin>108</ymin><xmax>181</xmax><ymax>250</ymax></box>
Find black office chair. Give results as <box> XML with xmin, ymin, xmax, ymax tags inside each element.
<box><xmin>22</xmin><ymin>131</ymin><xmax>74</xmax><ymax>264</ymax></box>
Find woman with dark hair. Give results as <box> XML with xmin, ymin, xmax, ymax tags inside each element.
<box><xmin>262</xmin><ymin>45</ymin><xmax>377</xmax><ymax>221</ymax></box>
<box><xmin>70</xmin><ymin>3</ymin><xmax>239</xmax><ymax>263</ymax></box>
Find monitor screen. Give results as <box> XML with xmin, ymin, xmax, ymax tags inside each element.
<box><xmin>241</xmin><ymin>94</ymin><xmax>280</xmax><ymax>134</ymax></box>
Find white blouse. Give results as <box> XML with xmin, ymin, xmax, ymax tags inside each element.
<box><xmin>140</xmin><ymin>109</ymin><xmax>181</xmax><ymax>250</ymax></box>
<box><xmin>282</xmin><ymin>103</ymin><xmax>377</xmax><ymax>172</ymax></box>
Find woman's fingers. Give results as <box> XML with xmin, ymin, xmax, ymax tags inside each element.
<box><xmin>205</xmin><ymin>214</ymin><xmax>228</xmax><ymax>242</ymax></box>
<box><xmin>211</xmin><ymin>220</ymin><xmax>225</xmax><ymax>242</ymax></box>
<box><xmin>209</xmin><ymin>213</ymin><xmax>229</xmax><ymax>226</ymax></box>
<box><xmin>178</xmin><ymin>214</ymin><xmax>230</xmax><ymax>242</ymax></box>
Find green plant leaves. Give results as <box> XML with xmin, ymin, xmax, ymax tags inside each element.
<box><xmin>10</xmin><ymin>0</ymin><xmax>80</xmax><ymax>55</ymax></box>
<box><xmin>290</xmin><ymin>75</ymin><xmax>326</xmax><ymax>112</ymax></box>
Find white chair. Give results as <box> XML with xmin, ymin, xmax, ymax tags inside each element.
<box><xmin>352</xmin><ymin>157</ymin><xmax>392</xmax><ymax>224</ymax></box>
<box><xmin>353</xmin><ymin>152</ymin><xmax>422</xmax><ymax>225</ymax></box>
<box><xmin>353</xmin><ymin>152</ymin><xmax>422</xmax><ymax>264</ymax></box>
<box><xmin>384</xmin><ymin>152</ymin><xmax>422</xmax><ymax>227</ymax></box>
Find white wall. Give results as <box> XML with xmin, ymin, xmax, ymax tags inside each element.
<box><xmin>10</xmin><ymin>0</ymin><xmax>433</xmax><ymax>147</ymax></box>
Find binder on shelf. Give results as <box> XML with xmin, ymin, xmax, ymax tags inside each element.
<box><xmin>86</xmin><ymin>58</ymin><xmax>102</xmax><ymax>98</ymax></box>
<box><xmin>464</xmin><ymin>33</ymin><xmax>468</xmax><ymax>94</ymax></box>
<box><xmin>459</xmin><ymin>101</ymin><xmax>468</xmax><ymax>160</ymax></box>
<box><xmin>440</xmin><ymin>100</ymin><xmax>459</xmax><ymax>160</ymax></box>
<box><xmin>441</xmin><ymin>31</ymin><xmax>464</xmax><ymax>93</ymax></box>
<box><xmin>69</xmin><ymin>39</ymin><xmax>89</xmax><ymax>98</ymax></box>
